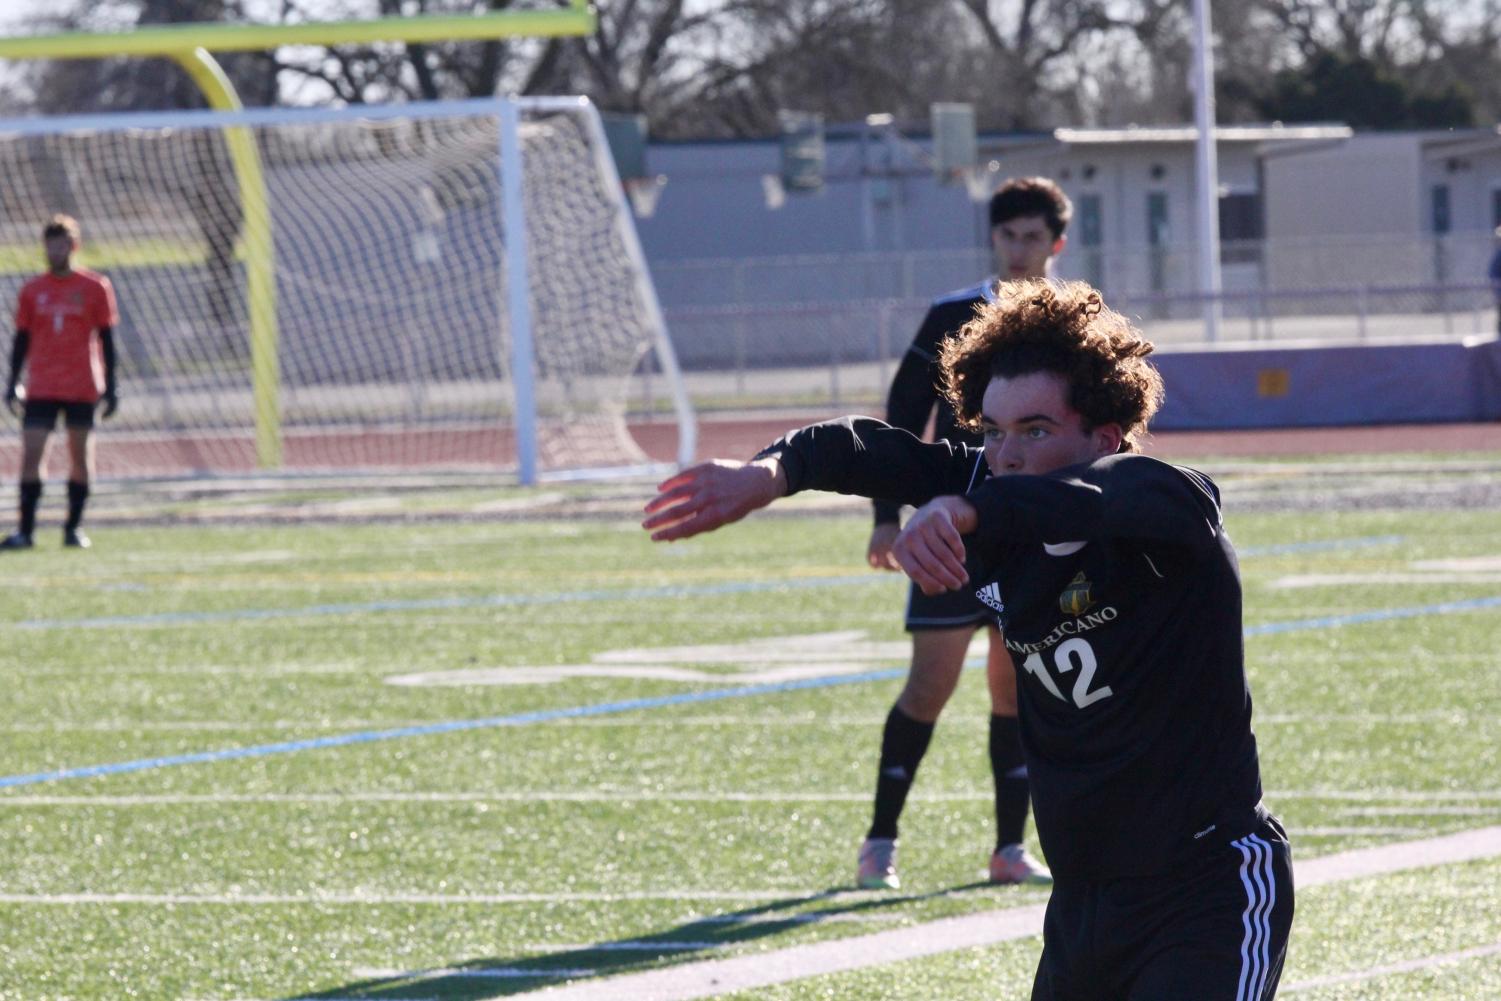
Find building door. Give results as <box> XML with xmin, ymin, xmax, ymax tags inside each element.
<box><xmin>1431</xmin><ymin>184</ymin><xmax>1451</xmax><ymax>283</ymax></box>
<box><xmin>1079</xmin><ymin>193</ymin><xmax>1103</xmax><ymax>289</ymax></box>
<box><xmin>1147</xmin><ymin>191</ymin><xmax>1169</xmax><ymax>307</ymax></box>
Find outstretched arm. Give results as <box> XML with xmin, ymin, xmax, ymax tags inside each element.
<box><xmin>642</xmin><ymin>457</ymin><xmax>788</xmax><ymax>542</ymax></box>
<box><xmin>643</xmin><ymin>417</ymin><xmax>982</xmax><ymax>544</ymax></box>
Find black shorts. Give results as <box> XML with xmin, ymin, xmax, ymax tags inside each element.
<box><xmin>22</xmin><ymin>399</ymin><xmax>96</xmax><ymax>430</ymax></box>
<box><xmin>903</xmin><ymin>543</ymin><xmax>994</xmax><ymax>631</ymax></box>
<box><xmin>904</xmin><ymin>580</ymin><xmax>991</xmax><ymax>631</ymax></box>
<box><xmin>1032</xmin><ymin>811</ymin><xmax>1294</xmax><ymax>1001</ymax></box>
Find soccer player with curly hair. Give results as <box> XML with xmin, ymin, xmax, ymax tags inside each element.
<box><xmin>645</xmin><ymin>279</ymin><xmax>1293</xmax><ymax>1000</ymax></box>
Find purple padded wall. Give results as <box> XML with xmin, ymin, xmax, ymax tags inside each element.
<box><xmin>1151</xmin><ymin>338</ymin><xmax>1501</xmax><ymax>429</ymax></box>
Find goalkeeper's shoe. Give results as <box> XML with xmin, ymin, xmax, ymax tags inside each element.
<box><xmin>0</xmin><ymin>531</ymin><xmax>33</xmax><ymax>550</ymax></box>
<box><xmin>856</xmin><ymin>837</ymin><xmax>900</xmax><ymax>890</ymax></box>
<box><xmin>63</xmin><ymin>528</ymin><xmax>91</xmax><ymax>549</ymax></box>
<box><xmin>988</xmin><ymin>843</ymin><xmax>1053</xmax><ymax>885</ymax></box>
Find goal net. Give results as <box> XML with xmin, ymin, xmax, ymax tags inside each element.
<box><xmin>0</xmin><ymin>97</ymin><xmax>695</xmax><ymax>482</ymax></box>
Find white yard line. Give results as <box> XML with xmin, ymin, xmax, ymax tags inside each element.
<box><xmin>0</xmin><ymin>791</ymin><xmax>892</xmax><ymax>805</ymax></box>
<box><xmin>9</xmin><ymin>711</ymin><xmax>1494</xmax><ymax>732</ymax></box>
<box><xmin>0</xmin><ymin>890</ymin><xmax>803</xmax><ymax>905</ymax></box>
<box><xmin>230</xmin><ymin>935</ymin><xmax>1501</xmax><ymax>1001</ymax></box>
<box><xmin>532</xmin><ymin>825</ymin><xmax>1501</xmax><ymax>1001</ymax></box>
<box><xmin>6</xmin><ymin>789</ymin><xmax>1501</xmax><ymax>806</ymax></box>
<box><xmin>1282</xmin><ymin>939</ymin><xmax>1501</xmax><ymax>992</ymax></box>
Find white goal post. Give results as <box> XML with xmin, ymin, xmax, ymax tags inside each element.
<box><xmin>0</xmin><ymin>96</ymin><xmax>696</xmax><ymax>483</ymax></box>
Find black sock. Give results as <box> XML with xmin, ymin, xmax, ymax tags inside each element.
<box><xmin>990</xmin><ymin>713</ymin><xmax>1030</xmax><ymax>850</ymax></box>
<box><xmin>18</xmin><ymin>480</ymin><xmax>41</xmax><ymax>537</ymax></box>
<box><xmin>65</xmin><ymin>481</ymin><xmax>89</xmax><ymax>532</ymax></box>
<box><xmin>867</xmin><ymin>705</ymin><xmax>936</xmax><ymax>840</ymax></box>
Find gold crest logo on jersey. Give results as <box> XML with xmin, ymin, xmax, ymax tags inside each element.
<box><xmin>1059</xmin><ymin>571</ymin><xmax>1094</xmax><ymax>617</ymax></box>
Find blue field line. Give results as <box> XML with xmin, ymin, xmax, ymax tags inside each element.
<box><xmin>8</xmin><ymin>535</ymin><xmax>1404</xmax><ymax>632</ymax></box>
<box><xmin>0</xmin><ymin>668</ymin><xmax>908</xmax><ymax>790</ymax></box>
<box><xmin>1238</xmin><ymin>535</ymin><xmax>1404</xmax><ymax>557</ymax></box>
<box><xmin>2</xmin><ymin>593</ymin><xmax>1499</xmax><ymax>791</ymax></box>
<box><xmin>9</xmin><ymin>575</ymin><xmax>892</xmax><ymax>631</ymax></box>
<box><xmin>1245</xmin><ymin>594</ymin><xmax>1501</xmax><ymax>636</ymax></box>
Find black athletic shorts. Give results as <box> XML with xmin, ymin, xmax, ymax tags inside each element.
<box><xmin>1032</xmin><ymin>809</ymin><xmax>1294</xmax><ymax>1001</ymax></box>
<box><xmin>22</xmin><ymin>399</ymin><xmax>96</xmax><ymax>430</ymax></box>
<box><xmin>903</xmin><ymin>545</ymin><xmax>993</xmax><ymax>631</ymax></box>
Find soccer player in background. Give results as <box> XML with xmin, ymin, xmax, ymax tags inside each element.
<box><xmin>3</xmin><ymin>215</ymin><xmax>120</xmax><ymax>550</ymax></box>
<box><xmin>644</xmin><ymin>279</ymin><xmax>1293</xmax><ymax>1000</ymax></box>
<box><xmin>860</xmin><ymin>177</ymin><xmax>1071</xmax><ymax>889</ymax></box>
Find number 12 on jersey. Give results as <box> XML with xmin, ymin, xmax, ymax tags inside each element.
<box><xmin>1022</xmin><ymin>637</ymin><xmax>1114</xmax><ymax>709</ymax></box>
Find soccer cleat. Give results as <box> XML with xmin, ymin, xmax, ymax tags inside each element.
<box><xmin>0</xmin><ymin>531</ymin><xmax>33</xmax><ymax>550</ymax></box>
<box><xmin>63</xmin><ymin>528</ymin><xmax>91</xmax><ymax>549</ymax></box>
<box><xmin>988</xmin><ymin>843</ymin><xmax>1053</xmax><ymax>885</ymax></box>
<box><xmin>857</xmin><ymin>837</ymin><xmax>900</xmax><ymax>890</ymax></box>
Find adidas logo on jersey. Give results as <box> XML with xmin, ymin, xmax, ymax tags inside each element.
<box><xmin>975</xmin><ymin>582</ymin><xmax>1005</xmax><ymax>614</ymax></box>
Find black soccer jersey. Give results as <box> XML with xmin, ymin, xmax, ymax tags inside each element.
<box><xmin>873</xmin><ymin>282</ymin><xmax>991</xmax><ymax>525</ymax></box>
<box><xmin>763</xmin><ymin>417</ymin><xmax>1265</xmax><ymax>882</ymax></box>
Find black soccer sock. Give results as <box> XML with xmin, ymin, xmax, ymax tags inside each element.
<box><xmin>867</xmin><ymin>705</ymin><xmax>936</xmax><ymax>841</ymax></box>
<box><xmin>18</xmin><ymin>480</ymin><xmax>41</xmax><ymax>537</ymax></box>
<box><xmin>65</xmin><ymin>480</ymin><xmax>90</xmax><ymax>532</ymax></box>
<box><xmin>990</xmin><ymin>713</ymin><xmax>1031</xmax><ymax>850</ymax></box>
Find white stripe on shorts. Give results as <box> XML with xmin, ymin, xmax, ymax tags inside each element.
<box><xmin>1233</xmin><ymin>834</ymin><xmax>1277</xmax><ymax>1001</ymax></box>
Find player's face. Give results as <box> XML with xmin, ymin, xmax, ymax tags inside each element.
<box><xmin>43</xmin><ymin>235</ymin><xmax>75</xmax><ymax>273</ymax></box>
<box><xmin>978</xmin><ymin>371</ymin><xmax>1122</xmax><ymax>477</ymax></box>
<box><xmin>991</xmin><ymin>215</ymin><xmax>1064</xmax><ymax>280</ymax></box>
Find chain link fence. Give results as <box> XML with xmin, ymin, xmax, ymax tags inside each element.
<box><xmin>634</xmin><ymin>237</ymin><xmax>1501</xmax><ymax>416</ymax></box>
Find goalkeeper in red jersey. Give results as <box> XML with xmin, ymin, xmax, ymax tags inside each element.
<box><xmin>3</xmin><ymin>215</ymin><xmax>120</xmax><ymax>550</ymax></box>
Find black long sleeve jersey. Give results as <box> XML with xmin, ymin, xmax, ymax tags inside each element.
<box><xmin>763</xmin><ymin>417</ymin><xmax>1265</xmax><ymax>882</ymax></box>
<box><xmin>873</xmin><ymin>282</ymin><xmax>990</xmax><ymax>525</ymax></box>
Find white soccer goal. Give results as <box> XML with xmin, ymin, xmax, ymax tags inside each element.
<box><xmin>0</xmin><ymin>96</ymin><xmax>695</xmax><ymax>483</ymax></box>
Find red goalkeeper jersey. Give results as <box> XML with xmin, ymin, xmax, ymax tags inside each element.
<box><xmin>14</xmin><ymin>268</ymin><xmax>118</xmax><ymax>403</ymax></box>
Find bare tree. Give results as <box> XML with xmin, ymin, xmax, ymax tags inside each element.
<box><xmin>7</xmin><ymin>0</ymin><xmax>1497</xmax><ymax>135</ymax></box>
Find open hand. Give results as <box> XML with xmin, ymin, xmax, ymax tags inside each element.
<box><xmin>642</xmin><ymin>458</ymin><xmax>786</xmax><ymax>542</ymax></box>
<box><xmin>891</xmin><ymin>496</ymin><xmax>978</xmax><ymax>594</ymax></box>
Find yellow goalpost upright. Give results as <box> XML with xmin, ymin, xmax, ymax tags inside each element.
<box><xmin>0</xmin><ymin>4</ymin><xmax>598</xmax><ymax>474</ymax></box>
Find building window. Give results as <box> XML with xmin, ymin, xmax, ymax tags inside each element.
<box><xmin>1218</xmin><ymin>192</ymin><xmax>1263</xmax><ymax>241</ymax></box>
<box><xmin>1219</xmin><ymin>192</ymin><xmax>1263</xmax><ymax>265</ymax></box>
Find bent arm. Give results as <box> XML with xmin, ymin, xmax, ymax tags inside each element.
<box><xmin>761</xmin><ymin>416</ymin><xmax>981</xmax><ymax>506</ymax></box>
<box><xmin>874</xmin><ymin>312</ymin><xmax>947</xmax><ymax>525</ymax></box>
<box><xmin>965</xmin><ymin>452</ymin><xmax>1223</xmax><ymax>564</ymax></box>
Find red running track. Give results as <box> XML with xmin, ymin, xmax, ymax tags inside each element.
<box><xmin>0</xmin><ymin>416</ymin><xmax>1493</xmax><ymax>480</ymax></box>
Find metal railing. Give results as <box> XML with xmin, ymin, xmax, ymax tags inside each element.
<box><xmin>632</xmin><ymin>281</ymin><xmax>1499</xmax><ymax>417</ymax></box>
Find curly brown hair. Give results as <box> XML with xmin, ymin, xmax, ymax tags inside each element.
<box><xmin>938</xmin><ymin>279</ymin><xmax>1163</xmax><ymax>452</ymax></box>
